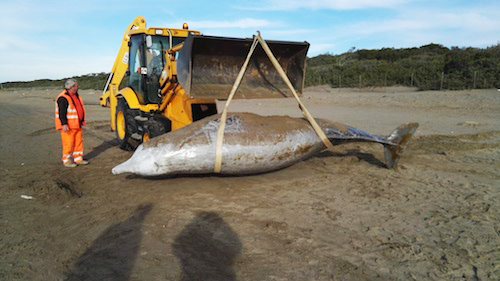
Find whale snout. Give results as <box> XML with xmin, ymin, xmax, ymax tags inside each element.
<box><xmin>112</xmin><ymin>161</ymin><xmax>130</xmax><ymax>175</ymax></box>
<box><xmin>111</xmin><ymin>145</ymin><xmax>166</xmax><ymax>176</ymax></box>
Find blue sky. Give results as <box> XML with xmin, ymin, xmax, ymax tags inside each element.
<box><xmin>1</xmin><ymin>0</ymin><xmax>499</xmax><ymax>83</ymax></box>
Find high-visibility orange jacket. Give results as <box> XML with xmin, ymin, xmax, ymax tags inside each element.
<box><xmin>55</xmin><ymin>90</ymin><xmax>86</xmax><ymax>130</ymax></box>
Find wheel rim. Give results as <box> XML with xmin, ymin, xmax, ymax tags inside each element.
<box><xmin>117</xmin><ymin>111</ymin><xmax>126</xmax><ymax>140</ymax></box>
<box><xmin>143</xmin><ymin>132</ymin><xmax>150</xmax><ymax>142</ymax></box>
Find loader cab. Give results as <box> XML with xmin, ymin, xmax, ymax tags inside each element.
<box><xmin>128</xmin><ymin>34</ymin><xmax>185</xmax><ymax>105</ymax></box>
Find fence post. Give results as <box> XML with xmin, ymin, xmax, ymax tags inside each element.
<box><xmin>384</xmin><ymin>73</ymin><xmax>387</xmax><ymax>92</ymax></box>
<box><xmin>440</xmin><ymin>72</ymin><xmax>444</xmax><ymax>90</ymax></box>
<box><xmin>473</xmin><ymin>70</ymin><xmax>477</xmax><ymax>89</ymax></box>
<box><xmin>410</xmin><ymin>73</ymin><xmax>414</xmax><ymax>88</ymax></box>
<box><xmin>359</xmin><ymin>74</ymin><xmax>362</xmax><ymax>91</ymax></box>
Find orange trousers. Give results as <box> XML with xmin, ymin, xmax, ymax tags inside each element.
<box><xmin>60</xmin><ymin>128</ymin><xmax>84</xmax><ymax>164</ymax></box>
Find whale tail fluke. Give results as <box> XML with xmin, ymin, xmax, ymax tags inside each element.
<box><xmin>384</xmin><ymin>123</ymin><xmax>419</xmax><ymax>170</ymax></box>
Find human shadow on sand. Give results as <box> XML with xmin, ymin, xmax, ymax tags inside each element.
<box><xmin>172</xmin><ymin>212</ymin><xmax>242</xmax><ymax>281</ymax></box>
<box><xmin>64</xmin><ymin>204</ymin><xmax>152</xmax><ymax>281</ymax></box>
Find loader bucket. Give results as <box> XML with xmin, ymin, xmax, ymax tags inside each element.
<box><xmin>177</xmin><ymin>34</ymin><xmax>309</xmax><ymax>99</ymax></box>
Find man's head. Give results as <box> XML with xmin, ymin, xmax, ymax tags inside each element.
<box><xmin>65</xmin><ymin>79</ymin><xmax>78</xmax><ymax>94</ymax></box>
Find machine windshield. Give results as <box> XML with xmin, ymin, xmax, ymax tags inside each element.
<box><xmin>129</xmin><ymin>35</ymin><xmax>186</xmax><ymax>104</ymax></box>
<box><xmin>145</xmin><ymin>36</ymin><xmax>185</xmax><ymax>103</ymax></box>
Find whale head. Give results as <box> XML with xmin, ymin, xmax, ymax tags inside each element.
<box><xmin>112</xmin><ymin>144</ymin><xmax>165</xmax><ymax>176</ymax></box>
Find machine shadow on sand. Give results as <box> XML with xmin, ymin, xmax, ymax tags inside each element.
<box><xmin>316</xmin><ymin>149</ymin><xmax>387</xmax><ymax>168</ymax></box>
<box><xmin>172</xmin><ymin>212</ymin><xmax>242</xmax><ymax>281</ymax></box>
<box><xmin>83</xmin><ymin>139</ymin><xmax>119</xmax><ymax>161</ymax></box>
<box><xmin>64</xmin><ymin>204</ymin><xmax>152</xmax><ymax>281</ymax></box>
<box><xmin>82</xmin><ymin>125</ymin><xmax>121</xmax><ymax>161</ymax></box>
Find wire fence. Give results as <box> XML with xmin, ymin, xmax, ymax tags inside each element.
<box><xmin>306</xmin><ymin>69</ymin><xmax>498</xmax><ymax>91</ymax></box>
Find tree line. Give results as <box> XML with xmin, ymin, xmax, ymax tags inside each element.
<box><xmin>1</xmin><ymin>43</ymin><xmax>499</xmax><ymax>91</ymax></box>
<box><xmin>305</xmin><ymin>43</ymin><xmax>500</xmax><ymax>90</ymax></box>
<box><xmin>0</xmin><ymin>73</ymin><xmax>110</xmax><ymax>90</ymax></box>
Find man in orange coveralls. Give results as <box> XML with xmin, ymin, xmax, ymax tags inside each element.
<box><xmin>55</xmin><ymin>79</ymin><xmax>89</xmax><ymax>167</ymax></box>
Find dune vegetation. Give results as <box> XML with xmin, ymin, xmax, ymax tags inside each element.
<box><xmin>2</xmin><ymin>43</ymin><xmax>498</xmax><ymax>91</ymax></box>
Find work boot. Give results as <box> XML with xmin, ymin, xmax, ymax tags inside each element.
<box><xmin>64</xmin><ymin>162</ymin><xmax>77</xmax><ymax>168</ymax></box>
<box><xmin>76</xmin><ymin>160</ymin><xmax>89</xmax><ymax>165</ymax></box>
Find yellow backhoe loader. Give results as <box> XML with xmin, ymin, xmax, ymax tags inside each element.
<box><xmin>100</xmin><ymin>16</ymin><xmax>309</xmax><ymax>149</ymax></box>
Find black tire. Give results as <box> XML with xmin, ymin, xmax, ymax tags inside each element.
<box><xmin>115</xmin><ymin>98</ymin><xmax>138</xmax><ymax>150</ymax></box>
<box><xmin>142</xmin><ymin>118</ymin><xmax>170</xmax><ymax>142</ymax></box>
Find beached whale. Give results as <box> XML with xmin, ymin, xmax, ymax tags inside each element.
<box><xmin>112</xmin><ymin>113</ymin><xmax>419</xmax><ymax>176</ymax></box>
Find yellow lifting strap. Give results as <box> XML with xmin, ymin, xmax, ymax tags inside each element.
<box><xmin>214</xmin><ymin>33</ymin><xmax>335</xmax><ymax>173</ymax></box>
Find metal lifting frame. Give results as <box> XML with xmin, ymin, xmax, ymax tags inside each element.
<box><xmin>214</xmin><ymin>32</ymin><xmax>335</xmax><ymax>173</ymax></box>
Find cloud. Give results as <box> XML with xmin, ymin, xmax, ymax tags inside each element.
<box><xmin>0</xmin><ymin>35</ymin><xmax>43</xmax><ymax>51</ymax></box>
<box><xmin>239</xmin><ymin>0</ymin><xmax>411</xmax><ymax>11</ymax></box>
<box><xmin>308</xmin><ymin>43</ymin><xmax>336</xmax><ymax>55</ymax></box>
<box><xmin>297</xmin><ymin>3</ymin><xmax>500</xmax><ymax>56</ymax></box>
<box><xmin>0</xmin><ymin>52</ymin><xmax>114</xmax><ymax>83</ymax></box>
<box><xmin>171</xmin><ymin>18</ymin><xmax>276</xmax><ymax>29</ymax></box>
<box><xmin>3</xmin><ymin>0</ymin><xmax>498</xmax><ymax>82</ymax></box>
<box><xmin>264</xmin><ymin>28</ymin><xmax>316</xmax><ymax>37</ymax></box>
<box><xmin>352</xmin><ymin>8</ymin><xmax>500</xmax><ymax>35</ymax></box>
<box><xmin>326</xmin><ymin>5</ymin><xmax>500</xmax><ymax>48</ymax></box>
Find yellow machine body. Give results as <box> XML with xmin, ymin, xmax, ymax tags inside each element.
<box><xmin>100</xmin><ymin>17</ymin><xmax>211</xmax><ymax>133</ymax></box>
<box><xmin>100</xmin><ymin>16</ymin><xmax>309</xmax><ymax>148</ymax></box>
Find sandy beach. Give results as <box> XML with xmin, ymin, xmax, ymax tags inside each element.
<box><xmin>0</xmin><ymin>86</ymin><xmax>498</xmax><ymax>280</ymax></box>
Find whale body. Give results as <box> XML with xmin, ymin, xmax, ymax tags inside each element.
<box><xmin>112</xmin><ymin>112</ymin><xmax>418</xmax><ymax>176</ymax></box>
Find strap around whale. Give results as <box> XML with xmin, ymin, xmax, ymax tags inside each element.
<box><xmin>214</xmin><ymin>37</ymin><xmax>259</xmax><ymax>173</ymax></box>
<box><xmin>213</xmin><ymin>33</ymin><xmax>335</xmax><ymax>173</ymax></box>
